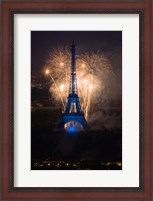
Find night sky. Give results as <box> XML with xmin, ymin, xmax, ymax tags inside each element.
<box><xmin>31</xmin><ymin>31</ymin><xmax>122</xmax><ymax>130</ymax></box>
<box><xmin>31</xmin><ymin>31</ymin><xmax>122</xmax><ymax>77</ymax></box>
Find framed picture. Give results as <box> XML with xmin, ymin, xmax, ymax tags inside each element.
<box><xmin>1</xmin><ymin>0</ymin><xmax>152</xmax><ymax>200</ymax></box>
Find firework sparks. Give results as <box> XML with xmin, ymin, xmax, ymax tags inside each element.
<box><xmin>44</xmin><ymin>46</ymin><xmax>120</xmax><ymax>120</ymax></box>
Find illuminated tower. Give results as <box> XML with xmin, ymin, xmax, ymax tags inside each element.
<box><xmin>60</xmin><ymin>42</ymin><xmax>88</xmax><ymax>133</ymax></box>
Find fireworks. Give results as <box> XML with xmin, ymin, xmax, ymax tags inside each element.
<box><xmin>44</xmin><ymin>46</ymin><xmax>120</xmax><ymax>120</ymax></box>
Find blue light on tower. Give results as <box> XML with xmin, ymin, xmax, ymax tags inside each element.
<box><xmin>67</xmin><ymin>124</ymin><xmax>77</xmax><ymax>134</ymax></box>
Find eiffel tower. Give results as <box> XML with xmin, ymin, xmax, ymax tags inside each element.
<box><xmin>60</xmin><ymin>42</ymin><xmax>88</xmax><ymax>133</ymax></box>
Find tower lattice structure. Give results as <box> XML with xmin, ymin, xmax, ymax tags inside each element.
<box><xmin>60</xmin><ymin>42</ymin><xmax>88</xmax><ymax>132</ymax></box>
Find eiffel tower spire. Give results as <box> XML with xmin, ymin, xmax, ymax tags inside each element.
<box><xmin>60</xmin><ymin>42</ymin><xmax>88</xmax><ymax>133</ymax></box>
<box><xmin>69</xmin><ymin>41</ymin><xmax>77</xmax><ymax>95</ymax></box>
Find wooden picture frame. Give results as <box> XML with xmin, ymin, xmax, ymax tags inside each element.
<box><xmin>1</xmin><ymin>0</ymin><xmax>152</xmax><ymax>200</ymax></box>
